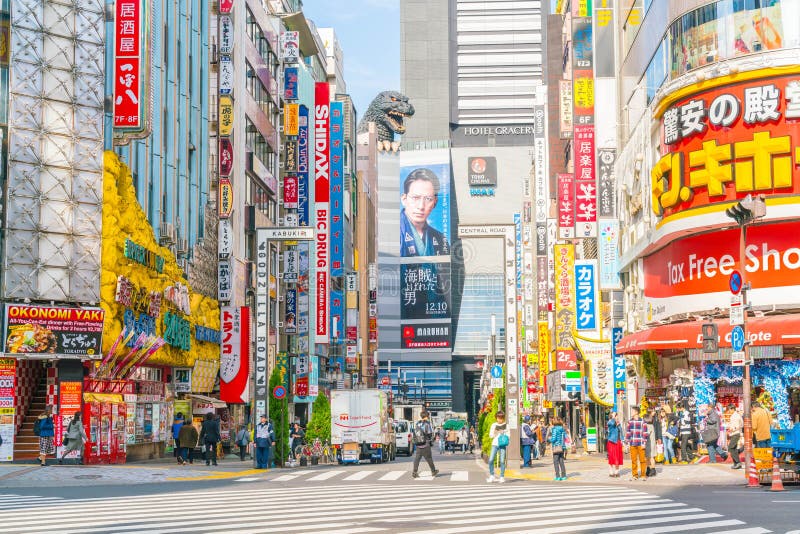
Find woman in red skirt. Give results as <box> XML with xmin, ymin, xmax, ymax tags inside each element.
<box><xmin>606</xmin><ymin>411</ymin><xmax>624</xmax><ymax>477</ymax></box>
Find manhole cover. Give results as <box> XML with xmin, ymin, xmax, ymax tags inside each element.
<box><xmin>73</xmin><ymin>475</ymin><xmax>103</xmax><ymax>480</ymax></box>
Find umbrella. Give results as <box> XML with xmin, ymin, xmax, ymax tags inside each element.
<box><xmin>443</xmin><ymin>419</ymin><xmax>466</xmax><ymax>431</ymax></box>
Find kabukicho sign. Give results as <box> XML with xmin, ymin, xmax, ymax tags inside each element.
<box><xmin>644</xmin><ymin>220</ymin><xmax>800</xmax><ymax>321</ymax></box>
<box><xmin>652</xmin><ymin>72</ymin><xmax>800</xmax><ymax>221</ymax></box>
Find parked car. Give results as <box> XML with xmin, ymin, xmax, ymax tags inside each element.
<box><xmin>393</xmin><ymin>419</ymin><xmax>414</xmax><ymax>456</ymax></box>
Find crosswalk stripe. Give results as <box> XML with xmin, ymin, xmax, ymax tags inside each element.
<box><xmin>342</xmin><ymin>470</ymin><xmax>376</xmax><ymax>481</ymax></box>
<box><xmin>707</xmin><ymin>529</ymin><xmax>771</xmax><ymax>534</ymax></box>
<box><xmin>378</xmin><ymin>470</ymin><xmax>405</xmax><ymax>480</ymax></box>
<box><xmin>306</xmin><ymin>470</ymin><xmax>340</xmax><ymax>481</ymax></box>
<box><xmin>271</xmin><ymin>473</ymin><xmax>300</xmax><ymax>481</ymax></box>
<box><xmin>450</xmin><ymin>470</ymin><xmax>469</xmax><ymax>481</ymax></box>
<box><xmin>596</xmin><ymin>520</ymin><xmax>747</xmax><ymax>534</ymax></box>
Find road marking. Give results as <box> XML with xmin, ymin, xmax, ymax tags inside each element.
<box><xmin>771</xmin><ymin>500</ymin><xmax>800</xmax><ymax>503</ymax></box>
<box><xmin>707</xmin><ymin>528</ymin><xmax>772</xmax><ymax>534</ymax></box>
<box><xmin>306</xmin><ymin>470</ymin><xmax>340</xmax><ymax>481</ymax></box>
<box><xmin>342</xmin><ymin>470</ymin><xmax>375</xmax><ymax>481</ymax></box>
<box><xmin>378</xmin><ymin>470</ymin><xmax>405</xmax><ymax>481</ymax></box>
<box><xmin>450</xmin><ymin>470</ymin><xmax>469</xmax><ymax>482</ymax></box>
<box><xmin>234</xmin><ymin>477</ymin><xmax>261</xmax><ymax>482</ymax></box>
<box><xmin>271</xmin><ymin>474</ymin><xmax>300</xmax><ymax>482</ymax></box>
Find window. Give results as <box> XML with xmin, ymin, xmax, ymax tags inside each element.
<box><xmin>246</xmin><ymin>61</ymin><xmax>277</xmax><ymax>118</ymax></box>
<box><xmin>245</xmin><ymin>118</ymin><xmax>277</xmax><ymax>175</ymax></box>
<box><xmin>246</xmin><ymin>8</ymin><xmax>280</xmax><ymax>80</ymax></box>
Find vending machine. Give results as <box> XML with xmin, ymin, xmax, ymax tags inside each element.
<box><xmin>83</xmin><ymin>401</ymin><xmax>102</xmax><ymax>464</ymax></box>
<box><xmin>110</xmin><ymin>402</ymin><xmax>127</xmax><ymax>464</ymax></box>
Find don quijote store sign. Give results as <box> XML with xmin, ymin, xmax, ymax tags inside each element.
<box><xmin>651</xmin><ymin>72</ymin><xmax>800</xmax><ymax>222</ymax></box>
<box><xmin>643</xmin><ymin>72</ymin><xmax>800</xmax><ymax>322</ymax></box>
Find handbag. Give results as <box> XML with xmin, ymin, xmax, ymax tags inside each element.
<box><xmin>553</xmin><ymin>445</ymin><xmax>564</xmax><ymax>454</ymax></box>
<box><xmin>63</xmin><ymin>435</ymin><xmax>70</xmax><ymax>446</ymax></box>
<box><xmin>497</xmin><ymin>434</ymin><xmax>510</xmax><ymax>448</ymax></box>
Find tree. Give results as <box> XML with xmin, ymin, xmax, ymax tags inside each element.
<box><xmin>305</xmin><ymin>392</ymin><xmax>331</xmax><ymax>443</ymax></box>
<box><xmin>480</xmin><ymin>384</ymin><xmax>506</xmax><ymax>458</ymax></box>
<box><xmin>268</xmin><ymin>367</ymin><xmax>290</xmax><ymax>466</ymax></box>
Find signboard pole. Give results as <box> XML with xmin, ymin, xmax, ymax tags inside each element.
<box><xmin>739</xmin><ymin>224</ymin><xmax>754</xmax><ymax>483</ymax></box>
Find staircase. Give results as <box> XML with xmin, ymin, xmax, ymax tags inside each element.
<box><xmin>13</xmin><ymin>378</ymin><xmax>47</xmax><ymax>461</ymax></box>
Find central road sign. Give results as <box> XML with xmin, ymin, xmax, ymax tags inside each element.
<box><xmin>491</xmin><ymin>365</ymin><xmax>503</xmax><ymax>379</ymax></box>
<box><xmin>729</xmin><ymin>270</ymin><xmax>743</xmax><ymax>295</ymax></box>
<box><xmin>731</xmin><ymin>325</ymin><xmax>746</xmax><ymax>352</ymax></box>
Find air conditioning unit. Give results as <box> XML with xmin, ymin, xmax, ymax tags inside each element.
<box><xmin>176</xmin><ymin>258</ymin><xmax>189</xmax><ymax>271</ymax></box>
<box><xmin>176</xmin><ymin>238</ymin><xmax>189</xmax><ymax>256</ymax></box>
<box><xmin>278</xmin><ymin>125</ymin><xmax>284</xmax><ymax>133</ymax></box>
<box><xmin>277</xmin><ymin>294</ymin><xmax>284</xmax><ymax>302</ymax></box>
<box><xmin>277</xmin><ymin>321</ymin><xmax>284</xmax><ymax>328</ymax></box>
<box><xmin>159</xmin><ymin>223</ymin><xmax>175</xmax><ymax>245</ymax></box>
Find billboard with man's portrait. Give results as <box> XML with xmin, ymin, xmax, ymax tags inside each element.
<box><xmin>399</xmin><ymin>151</ymin><xmax>451</xmax><ymax>258</ymax></box>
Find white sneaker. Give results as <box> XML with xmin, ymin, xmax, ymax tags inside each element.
<box><xmin>486</xmin><ymin>475</ymin><xmax>495</xmax><ymax>483</ymax></box>
<box><xmin>498</xmin><ymin>477</ymin><xmax>505</xmax><ymax>483</ymax></box>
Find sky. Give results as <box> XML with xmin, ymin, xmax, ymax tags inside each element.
<box><xmin>301</xmin><ymin>0</ymin><xmax>400</xmax><ymax>118</ymax></box>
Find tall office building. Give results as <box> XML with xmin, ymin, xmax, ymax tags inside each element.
<box><xmin>379</xmin><ymin>0</ymin><xmax>546</xmax><ymax>417</ymax></box>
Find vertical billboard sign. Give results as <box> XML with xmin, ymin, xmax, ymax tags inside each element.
<box><xmin>554</xmin><ymin>244</ymin><xmax>577</xmax><ymax>370</ymax></box>
<box><xmin>330</xmin><ymin>101</ymin><xmax>345</xmax><ymax>278</ymax></box>
<box><xmin>254</xmin><ymin>230</ymin><xmax>270</xmax><ymax>418</ymax></box>
<box><xmin>612</xmin><ymin>327</ymin><xmax>626</xmax><ymax>413</ymax></box>
<box><xmin>574</xmin><ymin>260</ymin><xmax>599</xmax><ymax>333</ymax></box>
<box><xmin>597</xmin><ymin>148</ymin><xmax>616</xmax><ymax>217</ymax></box>
<box><xmin>297</xmin><ymin>105</ymin><xmax>309</xmax><ymax>226</ymax></box>
<box><xmin>283</xmin><ymin>175</ymin><xmax>298</xmax><ymax>209</ymax></box>
<box><xmin>557</xmin><ymin>173</ymin><xmax>575</xmax><ymax>238</ymax></box>
<box><xmin>284</xmin><ymin>289</ymin><xmax>297</xmax><ymax>334</ymax></box>
<box><xmin>330</xmin><ymin>290</ymin><xmax>344</xmax><ymax>343</ymax></box>
<box><xmin>399</xmin><ymin>149</ymin><xmax>452</xmax><ymax>351</ymax></box>
<box><xmin>572</xmin><ymin>16</ymin><xmax>597</xmax><ymax>238</ymax></box>
<box><xmin>537</xmin><ymin>321</ymin><xmax>550</xmax><ymax>391</ymax></box>
<box><xmin>559</xmin><ymin>80</ymin><xmax>573</xmax><ymax>138</ymax></box>
<box><xmin>220</xmin><ymin>307</ymin><xmax>250</xmax><ymax>404</ymax></box>
<box><xmin>283</xmin><ymin>67</ymin><xmax>298</xmax><ymax>100</ymax></box>
<box><xmin>297</xmin><ymin>244</ymin><xmax>310</xmax><ymax>340</ymax></box>
<box><xmin>284</xmin><ymin>103</ymin><xmax>299</xmax><ymax>136</ymax></box>
<box><xmin>314</xmin><ymin>82</ymin><xmax>330</xmax><ymax>344</ymax></box>
<box><xmin>599</xmin><ymin>220</ymin><xmax>621</xmax><ymax>289</ymax></box>
<box><xmin>113</xmin><ymin>0</ymin><xmax>146</xmax><ymax>130</ymax></box>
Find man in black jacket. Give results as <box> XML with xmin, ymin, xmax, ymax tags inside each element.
<box><xmin>199</xmin><ymin>413</ymin><xmax>221</xmax><ymax>466</ymax></box>
<box><xmin>411</xmin><ymin>410</ymin><xmax>439</xmax><ymax>478</ymax></box>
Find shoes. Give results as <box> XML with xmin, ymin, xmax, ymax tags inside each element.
<box><xmin>212</xmin><ymin>462</ymin><xmax>218</xmax><ymax>466</ymax></box>
<box><xmin>487</xmin><ymin>475</ymin><xmax>495</xmax><ymax>483</ymax></box>
<box><xmin>498</xmin><ymin>477</ymin><xmax>505</xmax><ymax>483</ymax></box>
<box><xmin>553</xmin><ymin>477</ymin><xmax>561</xmax><ymax>481</ymax></box>
<box><xmin>58</xmin><ymin>459</ymin><xmax>63</xmax><ymax>465</ymax></box>
<box><xmin>412</xmin><ymin>472</ymin><xmax>419</xmax><ymax>478</ymax></box>
<box><xmin>731</xmin><ymin>463</ymin><xmax>742</xmax><ymax>469</ymax></box>
<box><xmin>206</xmin><ymin>462</ymin><xmax>210</xmax><ymax>466</ymax></box>
<box><xmin>431</xmin><ymin>469</ymin><xmax>439</xmax><ymax>477</ymax></box>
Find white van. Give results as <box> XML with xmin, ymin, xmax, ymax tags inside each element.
<box><xmin>393</xmin><ymin>419</ymin><xmax>414</xmax><ymax>456</ymax></box>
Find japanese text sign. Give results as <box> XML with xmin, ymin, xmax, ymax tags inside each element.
<box><xmin>218</xmin><ymin>178</ymin><xmax>233</xmax><ymax>218</ymax></box>
<box><xmin>554</xmin><ymin>244</ymin><xmax>577</xmax><ymax>370</ymax></box>
<box><xmin>654</xmin><ymin>73</ymin><xmax>800</xmax><ymax>221</ymax></box>
<box><xmin>113</xmin><ymin>0</ymin><xmax>145</xmax><ymax>129</ymax></box>
<box><xmin>4</xmin><ymin>305</ymin><xmax>104</xmax><ymax>356</ymax></box>
<box><xmin>220</xmin><ymin>307</ymin><xmax>250</xmax><ymax>404</ymax></box>
<box><xmin>558</xmin><ymin>173</ymin><xmax>575</xmax><ymax>238</ymax></box>
<box><xmin>574</xmin><ymin>124</ymin><xmax>597</xmax><ymax>237</ymax></box>
<box><xmin>574</xmin><ymin>260</ymin><xmax>598</xmax><ymax>332</ymax></box>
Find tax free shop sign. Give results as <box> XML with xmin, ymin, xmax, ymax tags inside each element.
<box><xmin>644</xmin><ymin>220</ymin><xmax>800</xmax><ymax>321</ymax></box>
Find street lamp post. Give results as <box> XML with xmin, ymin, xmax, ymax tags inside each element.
<box><xmin>490</xmin><ymin>314</ymin><xmax>497</xmax><ymax>368</ymax></box>
<box><xmin>725</xmin><ymin>194</ymin><xmax>766</xmax><ymax>484</ymax></box>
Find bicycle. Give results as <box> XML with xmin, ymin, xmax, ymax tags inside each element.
<box><xmin>319</xmin><ymin>440</ymin><xmax>337</xmax><ymax>464</ymax></box>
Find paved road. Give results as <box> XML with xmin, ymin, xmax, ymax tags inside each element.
<box><xmin>0</xmin><ymin>453</ymin><xmax>796</xmax><ymax>533</ymax></box>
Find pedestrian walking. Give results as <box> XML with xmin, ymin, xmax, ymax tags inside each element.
<box><xmin>235</xmin><ymin>424</ymin><xmax>251</xmax><ymax>461</ymax></box>
<box><xmin>446</xmin><ymin>428</ymin><xmax>457</xmax><ymax>453</ymax></box>
<box><xmin>536</xmin><ymin>417</ymin><xmax>546</xmax><ymax>458</ymax></box>
<box><xmin>521</xmin><ymin>415</ymin><xmax>536</xmax><ymax>467</ymax></box>
<box><xmin>726</xmin><ymin>404</ymin><xmax>744</xmax><ymax>469</ymax></box>
<box><xmin>468</xmin><ymin>425</ymin><xmax>478</xmax><ymax>454</ymax></box>
<box><xmin>625</xmin><ymin>407</ymin><xmax>649</xmax><ymax>480</ymax></box>
<box><xmin>701</xmin><ymin>404</ymin><xmax>728</xmax><ymax>463</ymax></box>
<box><xmin>645</xmin><ymin>414</ymin><xmax>658</xmax><ymax>477</ymax></box>
<box><xmin>34</xmin><ymin>406</ymin><xmax>55</xmax><ymax>467</ymax></box>
<box><xmin>606</xmin><ymin>411</ymin><xmax>623</xmax><ymax>477</ymax></box>
<box><xmin>199</xmin><ymin>412</ymin><xmax>221</xmax><ymax>466</ymax></box>
<box><xmin>487</xmin><ymin>411</ymin><xmax>510</xmax><ymax>483</ymax></box>
<box><xmin>578</xmin><ymin>419</ymin><xmax>588</xmax><ymax>455</ymax></box>
<box><xmin>177</xmin><ymin>419</ymin><xmax>198</xmax><ymax>464</ymax></box>
<box><xmin>457</xmin><ymin>426</ymin><xmax>468</xmax><ymax>453</ymax></box>
<box><xmin>549</xmin><ymin>417</ymin><xmax>567</xmax><ymax>481</ymax></box>
<box><xmin>411</xmin><ymin>410</ymin><xmax>439</xmax><ymax>478</ymax></box>
<box><xmin>751</xmin><ymin>401</ymin><xmax>772</xmax><ymax>448</ymax></box>
<box><xmin>437</xmin><ymin>426</ymin><xmax>446</xmax><ymax>454</ymax></box>
<box><xmin>171</xmin><ymin>412</ymin><xmax>184</xmax><ymax>460</ymax></box>
<box><xmin>58</xmin><ymin>411</ymin><xmax>88</xmax><ymax>464</ymax></box>
<box><xmin>254</xmin><ymin>415</ymin><xmax>275</xmax><ymax>469</ymax></box>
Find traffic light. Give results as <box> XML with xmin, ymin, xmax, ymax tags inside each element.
<box><xmin>702</xmin><ymin>322</ymin><xmax>718</xmax><ymax>353</ymax></box>
<box><xmin>725</xmin><ymin>194</ymin><xmax>766</xmax><ymax>225</ymax></box>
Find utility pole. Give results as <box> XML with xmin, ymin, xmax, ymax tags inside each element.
<box><xmin>725</xmin><ymin>194</ymin><xmax>766</xmax><ymax>484</ymax></box>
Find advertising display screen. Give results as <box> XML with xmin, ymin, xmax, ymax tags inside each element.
<box><xmin>400</xmin><ymin>263</ymin><xmax>451</xmax><ymax>321</ymax></box>
<box><xmin>4</xmin><ymin>305</ymin><xmax>104</xmax><ymax>356</ymax></box>
<box><xmin>400</xmin><ymin>159</ymin><xmax>451</xmax><ymax>258</ymax></box>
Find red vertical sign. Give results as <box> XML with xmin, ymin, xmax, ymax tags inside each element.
<box><xmin>314</xmin><ymin>82</ymin><xmax>330</xmax><ymax>344</ymax></box>
<box><xmin>574</xmin><ymin>124</ymin><xmax>597</xmax><ymax>236</ymax></box>
<box><xmin>283</xmin><ymin>175</ymin><xmax>298</xmax><ymax>209</ymax></box>
<box><xmin>220</xmin><ymin>307</ymin><xmax>250</xmax><ymax>404</ymax></box>
<box><xmin>113</xmin><ymin>1</ymin><xmax>143</xmax><ymax>128</ymax></box>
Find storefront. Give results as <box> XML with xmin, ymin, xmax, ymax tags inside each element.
<box><xmin>618</xmin><ymin>314</ymin><xmax>800</xmax><ymax>427</ymax></box>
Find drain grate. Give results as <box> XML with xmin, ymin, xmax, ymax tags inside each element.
<box><xmin>73</xmin><ymin>474</ymin><xmax>103</xmax><ymax>479</ymax></box>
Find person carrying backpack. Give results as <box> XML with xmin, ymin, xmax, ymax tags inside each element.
<box><xmin>521</xmin><ymin>415</ymin><xmax>536</xmax><ymax>468</ymax></box>
<box><xmin>411</xmin><ymin>410</ymin><xmax>439</xmax><ymax>478</ymax></box>
<box><xmin>487</xmin><ymin>411</ymin><xmax>510</xmax><ymax>483</ymax></box>
<box><xmin>35</xmin><ymin>406</ymin><xmax>55</xmax><ymax>467</ymax></box>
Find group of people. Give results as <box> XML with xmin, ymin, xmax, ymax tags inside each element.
<box><xmin>170</xmin><ymin>412</ymin><xmax>223</xmax><ymax>466</ymax></box>
<box><xmin>433</xmin><ymin>425</ymin><xmax>477</xmax><ymax>454</ymax></box>
<box><xmin>607</xmin><ymin>401</ymin><xmax>774</xmax><ymax>481</ymax></box>
<box><xmin>33</xmin><ymin>407</ymin><xmax>88</xmax><ymax>466</ymax></box>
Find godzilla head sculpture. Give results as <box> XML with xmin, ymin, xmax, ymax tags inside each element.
<box><xmin>357</xmin><ymin>91</ymin><xmax>415</xmax><ymax>151</ymax></box>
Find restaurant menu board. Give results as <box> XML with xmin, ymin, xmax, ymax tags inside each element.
<box><xmin>0</xmin><ymin>359</ymin><xmax>15</xmax><ymax>461</ymax></box>
<box><xmin>0</xmin><ymin>407</ymin><xmax>14</xmax><ymax>461</ymax></box>
<box><xmin>3</xmin><ymin>304</ymin><xmax>104</xmax><ymax>356</ymax></box>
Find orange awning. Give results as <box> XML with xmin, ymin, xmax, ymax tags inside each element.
<box><xmin>616</xmin><ymin>314</ymin><xmax>800</xmax><ymax>354</ymax></box>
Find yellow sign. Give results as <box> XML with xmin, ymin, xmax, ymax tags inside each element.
<box><xmin>218</xmin><ymin>178</ymin><xmax>233</xmax><ymax>218</ymax></box>
<box><xmin>537</xmin><ymin>321</ymin><xmax>550</xmax><ymax>388</ymax></box>
<box><xmin>553</xmin><ymin>244</ymin><xmax>576</xmax><ymax>352</ymax></box>
<box><xmin>219</xmin><ymin>96</ymin><xmax>233</xmax><ymax>136</ymax></box>
<box><xmin>284</xmin><ymin>103</ymin><xmax>299</xmax><ymax>136</ymax></box>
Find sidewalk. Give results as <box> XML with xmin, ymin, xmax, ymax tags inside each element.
<box><xmin>0</xmin><ymin>457</ymin><xmax>267</xmax><ymax>488</ymax></box>
<box><xmin>503</xmin><ymin>452</ymin><xmax>747</xmax><ymax>486</ymax></box>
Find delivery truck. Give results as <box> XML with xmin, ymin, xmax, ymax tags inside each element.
<box><xmin>331</xmin><ymin>389</ymin><xmax>396</xmax><ymax>464</ymax></box>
